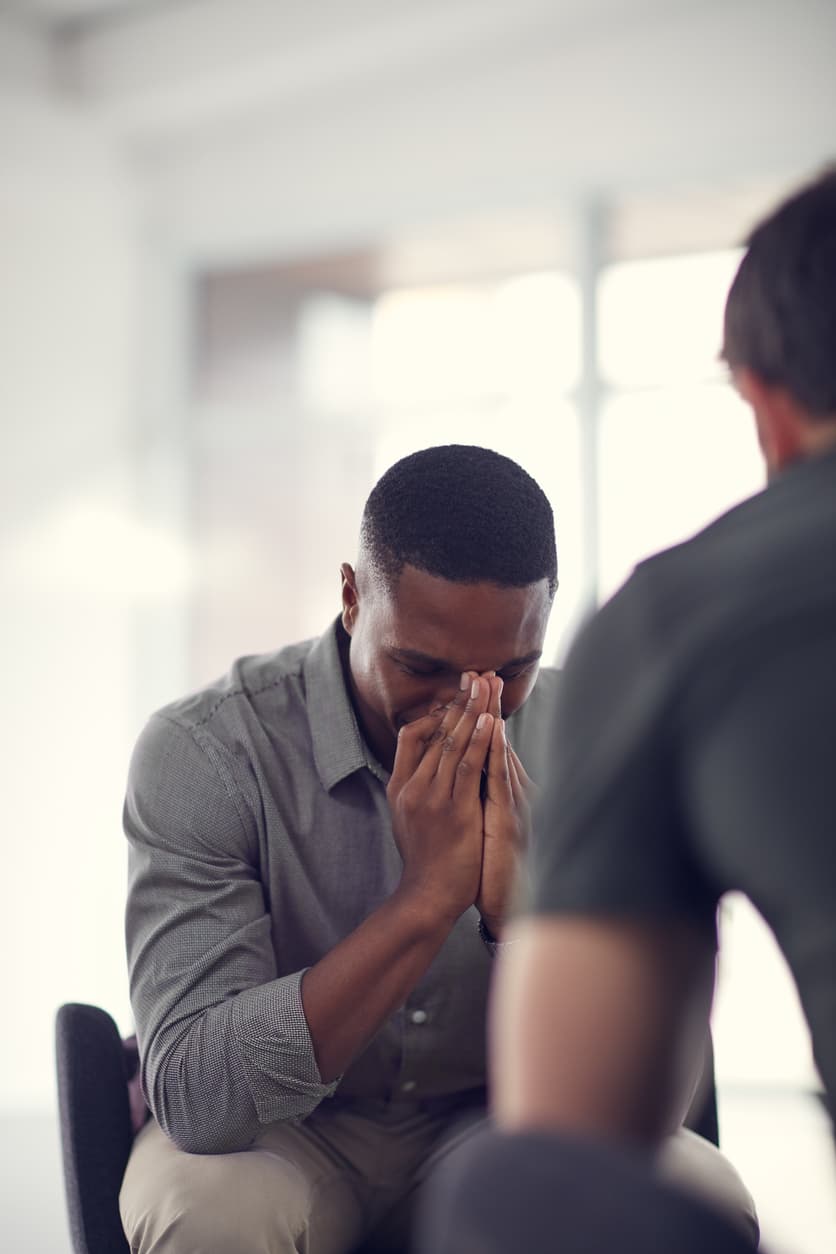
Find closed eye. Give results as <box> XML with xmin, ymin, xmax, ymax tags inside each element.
<box><xmin>497</xmin><ymin>663</ymin><xmax>536</xmax><ymax>682</ymax></box>
<box><xmin>395</xmin><ymin>662</ymin><xmax>446</xmax><ymax>678</ymax></box>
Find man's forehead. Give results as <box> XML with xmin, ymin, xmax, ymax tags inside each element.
<box><xmin>389</xmin><ymin>563</ymin><xmax>550</xmax><ymax>606</ymax></box>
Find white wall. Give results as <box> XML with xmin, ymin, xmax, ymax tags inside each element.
<box><xmin>0</xmin><ymin>44</ymin><xmax>145</xmax><ymax>1109</ymax></box>
<box><xmin>0</xmin><ymin>33</ymin><xmax>154</xmax><ymax>1246</ymax></box>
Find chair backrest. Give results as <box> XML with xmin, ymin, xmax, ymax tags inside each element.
<box><xmin>55</xmin><ymin>1003</ymin><xmax>133</xmax><ymax>1254</ymax></box>
<box><xmin>682</xmin><ymin>1031</ymin><xmax>720</xmax><ymax>1148</ymax></box>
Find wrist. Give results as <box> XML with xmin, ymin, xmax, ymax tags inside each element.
<box><xmin>477</xmin><ymin>916</ymin><xmax>517</xmax><ymax>957</ymax></box>
<box><xmin>391</xmin><ymin>881</ymin><xmax>461</xmax><ymax>938</ymax></box>
<box><xmin>478</xmin><ymin>915</ymin><xmax>505</xmax><ymax>941</ymax></box>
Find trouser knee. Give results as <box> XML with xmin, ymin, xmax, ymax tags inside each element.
<box><xmin>121</xmin><ymin>1123</ymin><xmax>310</xmax><ymax>1254</ymax></box>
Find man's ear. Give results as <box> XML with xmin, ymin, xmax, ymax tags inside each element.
<box><xmin>733</xmin><ymin>367</ymin><xmax>806</xmax><ymax>473</ymax></box>
<box><xmin>340</xmin><ymin>562</ymin><xmax>359</xmax><ymax>635</ymax></box>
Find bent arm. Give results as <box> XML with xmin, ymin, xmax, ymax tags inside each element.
<box><xmin>304</xmin><ymin>683</ymin><xmax>499</xmax><ymax>1084</ymax></box>
<box><xmin>490</xmin><ymin>915</ymin><xmax>715</xmax><ymax>1146</ymax></box>
<box><xmin>126</xmin><ymin>714</ymin><xmax>339</xmax><ymax>1153</ymax></box>
<box><xmin>300</xmin><ymin>890</ymin><xmax>453</xmax><ymax>1084</ymax></box>
<box><xmin>489</xmin><ymin>587</ymin><xmax>720</xmax><ymax>1148</ymax></box>
<box><xmin>127</xmin><ymin>713</ymin><xmax>462</xmax><ymax>1153</ymax></box>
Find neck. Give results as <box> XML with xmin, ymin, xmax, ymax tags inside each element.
<box><xmin>769</xmin><ymin>420</ymin><xmax>836</xmax><ymax>476</ymax></box>
<box><xmin>797</xmin><ymin>420</ymin><xmax>836</xmax><ymax>458</ymax></box>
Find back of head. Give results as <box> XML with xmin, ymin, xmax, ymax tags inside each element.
<box><xmin>359</xmin><ymin>444</ymin><xmax>557</xmax><ymax>596</ymax></box>
<box><xmin>722</xmin><ymin>166</ymin><xmax>836</xmax><ymax>418</ymax></box>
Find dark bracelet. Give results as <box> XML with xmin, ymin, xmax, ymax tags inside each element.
<box><xmin>477</xmin><ymin>917</ymin><xmax>517</xmax><ymax>956</ymax></box>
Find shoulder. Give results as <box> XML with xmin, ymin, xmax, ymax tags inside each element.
<box><xmin>125</xmin><ymin>636</ymin><xmax>325</xmax><ymax>852</ymax></box>
<box><xmin>156</xmin><ymin>637</ymin><xmax>317</xmax><ymax>737</ymax></box>
<box><xmin>128</xmin><ymin>636</ymin><xmax>321</xmax><ymax>801</ymax></box>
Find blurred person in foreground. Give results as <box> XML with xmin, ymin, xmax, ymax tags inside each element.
<box><xmin>118</xmin><ymin>443</ymin><xmax>752</xmax><ymax>1253</ymax></box>
<box><xmin>418</xmin><ymin>170</ymin><xmax>836</xmax><ymax>1254</ymax></box>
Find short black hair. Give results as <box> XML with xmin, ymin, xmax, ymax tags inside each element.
<box><xmin>722</xmin><ymin>166</ymin><xmax>836</xmax><ymax>418</ymax></box>
<box><xmin>359</xmin><ymin>444</ymin><xmax>557</xmax><ymax>597</ymax></box>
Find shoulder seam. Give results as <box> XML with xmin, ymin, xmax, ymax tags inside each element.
<box><xmin>156</xmin><ymin>670</ymin><xmax>301</xmax><ymax>733</ymax></box>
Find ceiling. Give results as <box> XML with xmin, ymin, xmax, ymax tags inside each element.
<box><xmin>3</xmin><ymin>0</ymin><xmax>832</xmax><ymax>274</ymax></box>
<box><xmin>3</xmin><ymin>0</ymin><xmax>155</xmax><ymax>28</ymax></box>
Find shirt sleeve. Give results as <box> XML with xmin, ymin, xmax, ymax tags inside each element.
<box><xmin>527</xmin><ymin>579</ymin><xmax>718</xmax><ymax>932</ymax></box>
<box><xmin>124</xmin><ymin>711</ymin><xmax>339</xmax><ymax>1154</ymax></box>
<box><xmin>682</xmin><ymin>619</ymin><xmax>836</xmax><ymax>1111</ymax></box>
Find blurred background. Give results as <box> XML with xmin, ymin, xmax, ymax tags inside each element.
<box><xmin>1</xmin><ymin>1</ymin><xmax>834</xmax><ymax>1249</ymax></box>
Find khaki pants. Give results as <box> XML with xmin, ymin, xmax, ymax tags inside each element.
<box><xmin>120</xmin><ymin>1095</ymin><xmax>757</xmax><ymax>1254</ymax></box>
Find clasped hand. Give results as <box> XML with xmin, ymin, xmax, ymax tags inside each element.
<box><xmin>386</xmin><ymin>673</ymin><xmax>535</xmax><ymax>937</ymax></box>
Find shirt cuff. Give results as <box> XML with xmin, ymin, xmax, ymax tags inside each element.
<box><xmin>232</xmin><ymin>970</ymin><xmax>341</xmax><ymax>1124</ymax></box>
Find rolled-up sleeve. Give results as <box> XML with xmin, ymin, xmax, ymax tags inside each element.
<box><xmin>124</xmin><ymin>712</ymin><xmax>339</xmax><ymax>1154</ymax></box>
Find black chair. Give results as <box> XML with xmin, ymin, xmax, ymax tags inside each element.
<box><xmin>687</xmin><ymin>1030</ymin><xmax>720</xmax><ymax>1148</ymax></box>
<box><xmin>54</xmin><ymin>1002</ymin><xmax>720</xmax><ymax>1254</ymax></box>
<box><xmin>55</xmin><ymin>1003</ymin><xmax>133</xmax><ymax>1254</ymax></box>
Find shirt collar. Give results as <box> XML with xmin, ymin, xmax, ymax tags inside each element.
<box><xmin>304</xmin><ymin>618</ymin><xmax>389</xmax><ymax>791</ymax></box>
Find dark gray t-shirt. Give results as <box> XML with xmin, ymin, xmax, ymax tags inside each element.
<box><xmin>530</xmin><ymin>447</ymin><xmax>836</xmax><ymax>1121</ymax></box>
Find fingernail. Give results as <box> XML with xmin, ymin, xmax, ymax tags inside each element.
<box><xmin>477</xmin><ymin>713</ymin><xmax>489</xmax><ymax>730</ymax></box>
<box><xmin>471</xmin><ymin>678</ymin><xmax>480</xmax><ymax>699</ymax></box>
<box><xmin>460</xmin><ymin>672</ymin><xmax>470</xmax><ymax>691</ymax></box>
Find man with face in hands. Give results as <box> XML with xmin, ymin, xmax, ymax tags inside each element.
<box><xmin>119</xmin><ymin>444</ymin><xmax>752</xmax><ymax>1254</ymax></box>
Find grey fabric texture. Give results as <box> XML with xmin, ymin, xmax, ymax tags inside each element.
<box><xmin>125</xmin><ymin>618</ymin><xmax>559</xmax><ymax>1155</ymax></box>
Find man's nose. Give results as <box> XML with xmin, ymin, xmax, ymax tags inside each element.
<box><xmin>430</xmin><ymin>678</ymin><xmax>465</xmax><ymax>711</ymax></box>
<box><xmin>425</xmin><ymin>672</ymin><xmax>469</xmax><ymax>713</ymax></box>
<box><xmin>432</xmin><ymin>670</ymin><xmax>496</xmax><ymax>709</ymax></box>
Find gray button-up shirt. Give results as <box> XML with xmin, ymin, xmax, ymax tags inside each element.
<box><xmin>125</xmin><ymin>619</ymin><xmax>559</xmax><ymax>1153</ymax></box>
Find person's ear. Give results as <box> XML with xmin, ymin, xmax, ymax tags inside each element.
<box><xmin>733</xmin><ymin>367</ymin><xmax>805</xmax><ymax>473</ymax></box>
<box><xmin>340</xmin><ymin>562</ymin><xmax>359</xmax><ymax>635</ymax></box>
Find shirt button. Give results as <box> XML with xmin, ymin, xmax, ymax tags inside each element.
<box><xmin>410</xmin><ymin>1009</ymin><xmax>428</xmax><ymax>1025</ymax></box>
<box><xmin>401</xmin><ymin>1080</ymin><xmax>417</xmax><ymax>1093</ymax></box>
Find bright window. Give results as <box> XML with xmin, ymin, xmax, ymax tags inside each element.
<box><xmin>599</xmin><ymin>250</ymin><xmax>743</xmax><ymax>388</ymax></box>
<box><xmin>598</xmin><ymin>383</ymin><xmax>764</xmax><ymax>599</ymax></box>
